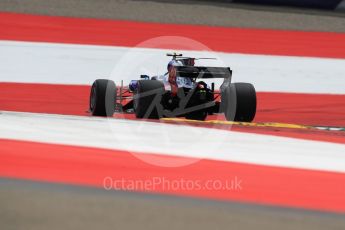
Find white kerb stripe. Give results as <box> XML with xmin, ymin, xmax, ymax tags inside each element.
<box><xmin>1</xmin><ymin>111</ymin><xmax>345</xmax><ymax>173</ymax></box>
<box><xmin>0</xmin><ymin>41</ymin><xmax>345</xmax><ymax>94</ymax></box>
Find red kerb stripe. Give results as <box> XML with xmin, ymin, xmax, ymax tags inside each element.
<box><xmin>1</xmin><ymin>12</ymin><xmax>345</xmax><ymax>58</ymax></box>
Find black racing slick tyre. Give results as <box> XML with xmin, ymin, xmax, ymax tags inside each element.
<box><xmin>89</xmin><ymin>79</ymin><xmax>116</xmax><ymax>117</ymax></box>
<box><xmin>222</xmin><ymin>82</ymin><xmax>256</xmax><ymax>122</ymax></box>
<box><xmin>134</xmin><ymin>80</ymin><xmax>165</xmax><ymax>119</ymax></box>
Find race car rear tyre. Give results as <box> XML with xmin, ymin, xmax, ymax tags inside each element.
<box><xmin>89</xmin><ymin>79</ymin><xmax>116</xmax><ymax>117</ymax></box>
<box><xmin>222</xmin><ymin>82</ymin><xmax>256</xmax><ymax>122</ymax></box>
<box><xmin>134</xmin><ymin>80</ymin><xmax>165</xmax><ymax>119</ymax></box>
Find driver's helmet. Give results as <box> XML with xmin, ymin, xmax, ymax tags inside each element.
<box><xmin>167</xmin><ymin>60</ymin><xmax>183</xmax><ymax>71</ymax></box>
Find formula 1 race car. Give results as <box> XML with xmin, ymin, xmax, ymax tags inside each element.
<box><xmin>89</xmin><ymin>53</ymin><xmax>256</xmax><ymax>122</ymax></box>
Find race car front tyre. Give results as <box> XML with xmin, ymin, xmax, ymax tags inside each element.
<box><xmin>222</xmin><ymin>82</ymin><xmax>256</xmax><ymax>122</ymax></box>
<box><xmin>134</xmin><ymin>80</ymin><xmax>165</xmax><ymax>119</ymax></box>
<box><xmin>89</xmin><ymin>79</ymin><xmax>116</xmax><ymax>117</ymax></box>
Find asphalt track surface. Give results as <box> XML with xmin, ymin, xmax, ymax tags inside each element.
<box><xmin>1</xmin><ymin>179</ymin><xmax>345</xmax><ymax>230</ymax></box>
<box><xmin>1</xmin><ymin>0</ymin><xmax>345</xmax><ymax>229</ymax></box>
<box><xmin>0</xmin><ymin>0</ymin><xmax>344</xmax><ymax>32</ymax></box>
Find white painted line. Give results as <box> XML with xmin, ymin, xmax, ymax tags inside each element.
<box><xmin>0</xmin><ymin>41</ymin><xmax>345</xmax><ymax>94</ymax></box>
<box><xmin>1</xmin><ymin>111</ymin><xmax>345</xmax><ymax>172</ymax></box>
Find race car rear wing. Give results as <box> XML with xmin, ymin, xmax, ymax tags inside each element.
<box><xmin>175</xmin><ymin>66</ymin><xmax>232</xmax><ymax>79</ymax></box>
